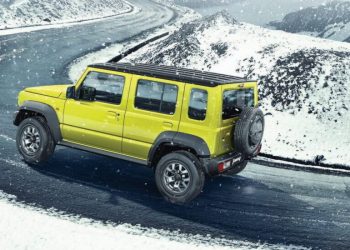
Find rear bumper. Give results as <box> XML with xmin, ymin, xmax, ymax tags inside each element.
<box><xmin>202</xmin><ymin>151</ymin><xmax>245</xmax><ymax>176</ymax></box>
<box><xmin>202</xmin><ymin>144</ymin><xmax>261</xmax><ymax>175</ymax></box>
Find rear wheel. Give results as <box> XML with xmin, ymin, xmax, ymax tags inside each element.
<box><xmin>16</xmin><ymin>116</ymin><xmax>55</xmax><ymax>165</ymax></box>
<box><xmin>155</xmin><ymin>151</ymin><xmax>205</xmax><ymax>204</ymax></box>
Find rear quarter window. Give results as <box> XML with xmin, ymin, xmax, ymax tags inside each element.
<box><xmin>188</xmin><ymin>89</ymin><xmax>208</xmax><ymax>121</ymax></box>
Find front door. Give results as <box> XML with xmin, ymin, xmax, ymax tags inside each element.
<box><xmin>62</xmin><ymin>69</ymin><xmax>131</xmax><ymax>153</ymax></box>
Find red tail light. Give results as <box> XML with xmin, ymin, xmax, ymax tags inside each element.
<box><xmin>218</xmin><ymin>162</ymin><xmax>225</xmax><ymax>172</ymax></box>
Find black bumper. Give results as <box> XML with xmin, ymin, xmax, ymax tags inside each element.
<box><xmin>202</xmin><ymin>151</ymin><xmax>245</xmax><ymax>175</ymax></box>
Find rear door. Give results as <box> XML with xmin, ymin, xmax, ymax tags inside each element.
<box><xmin>122</xmin><ymin>75</ymin><xmax>184</xmax><ymax>160</ymax></box>
<box><xmin>62</xmin><ymin>69</ymin><xmax>131</xmax><ymax>153</ymax></box>
<box><xmin>219</xmin><ymin>82</ymin><xmax>258</xmax><ymax>154</ymax></box>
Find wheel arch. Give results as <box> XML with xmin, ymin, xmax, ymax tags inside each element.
<box><xmin>148</xmin><ymin>131</ymin><xmax>210</xmax><ymax>167</ymax></box>
<box><xmin>13</xmin><ymin>101</ymin><xmax>62</xmax><ymax>143</ymax></box>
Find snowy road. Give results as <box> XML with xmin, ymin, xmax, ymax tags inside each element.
<box><xmin>0</xmin><ymin>1</ymin><xmax>350</xmax><ymax>249</ymax></box>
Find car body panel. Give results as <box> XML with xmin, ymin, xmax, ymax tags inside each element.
<box><xmin>178</xmin><ymin>84</ymin><xmax>222</xmax><ymax>157</ymax></box>
<box><xmin>122</xmin><ymin>74</ymin><xmax>185</xmax><ymax>160</ymax></box>
<box><xmin>24</xmin><ymin>84</ymin><xmax>70</xmax><ymax>99</ymax></box>
<box><xmin>217</xmin><ymin>82</ymin><xmax>259</xmax><ymax>156</ymax></box>
<box><xmin>61</xmin><ymin>67</ymin><xmax>132</xmax><ymax>153</ymax></box>
<box><xmin>18</xmin><ymin>90</ymin><xmax>66</xmax><ymax>123</ymax></box>
<box><xmin>14</xmin><ymin>65</ymin><xmax>259</xmax><ymax>171</ymax></box>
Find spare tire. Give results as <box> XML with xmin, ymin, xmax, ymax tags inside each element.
<box><xmin>233</xmin><ymin>107</ymin><xmax>264</xmax><ymax>157</ymax></box>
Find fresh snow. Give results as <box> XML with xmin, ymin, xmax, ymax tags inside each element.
<box><xmin>0</xmin><ymin>191</ymin><xmax>306</xmax><ymax>250</ymax></box>
<box><xmin>0</xmin><ymin>0</ymin><xmax>133</xmax><ymax>30</ymax></box>
<box><xmin>69</xmin><ymin>11</ymin><xmax>350</xmax><ymax>167</ymax></box>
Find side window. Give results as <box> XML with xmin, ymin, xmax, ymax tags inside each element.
<box><xmin>80</xmin><ymin>71</ymin><xmax>125</xmax><ymax>104</ymax></box>
<box><xmin>188</xmin><ymin>89</ymin><xmax>208</xmax><ymax>121</ymax></box>
<box><xmin>135</xmin><ymin>79</ymin><xmax>178</xmax><ymax>115</ymax></box>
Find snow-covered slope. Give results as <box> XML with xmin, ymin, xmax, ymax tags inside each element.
<box><xmin>0</xmin><ymin>0</ymin><xmax>132</xmax><ymax>29</ymax></box>
<box><xmin>122</xmin><ymin>12</ymin><xmax>350</xmax><ymax>166</ymax></box>
<box><xmin>270</xmin><ymin>1</ymin><xmax>350</xmax><ymax>42</ymax></box>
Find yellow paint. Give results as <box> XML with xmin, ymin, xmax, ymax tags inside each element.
<box><xmin>17</xmin><ymin>66</ymin><xmax>258</xmax><ymax>161</ymax></box>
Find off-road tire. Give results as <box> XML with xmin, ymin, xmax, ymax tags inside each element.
<box><xmin>16</xmin><ymin>116</ymin><xmax>55</xmax><ymax>165</ymax></box>
<box><xmin>155</xmin><ymin>151</ymin><xmax>205</xmax><ymax>204</ymax></box>
<box><xmin>233</xmin><ymin>107</ymin><xmax>264</xmax><ymax>157</ymax></box>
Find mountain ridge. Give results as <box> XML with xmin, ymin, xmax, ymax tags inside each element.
<box><xmin>269</xmin><ymin>1</ymin><xmax>350</xmax><ymax>42</ymax></box>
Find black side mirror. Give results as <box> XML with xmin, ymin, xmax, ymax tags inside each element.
<box><xmin>66</xmin><ymin>86</ymin><xmax>76</xmax><ymax>99</ymax></box>
<box><xmin>78</xmin><ymin>86</ymin><xmax>96</xmax><ymax>101</ymax></box>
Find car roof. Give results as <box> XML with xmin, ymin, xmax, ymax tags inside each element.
<box><xmin>88</xmin><ymin>63</ymin><xmax>253</xmax><ymax>87</ymax></box>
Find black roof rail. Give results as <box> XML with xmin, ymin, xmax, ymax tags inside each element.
<box><xmin>88</xmin><ymin>63</ymin><xmax>254</xmax><ymax>86</ymax></box>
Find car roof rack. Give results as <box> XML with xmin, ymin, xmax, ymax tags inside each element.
<box><xmin>88</xmin><ymin>63</ymin><xmax>253</xmax><ymax>87</ymax></box>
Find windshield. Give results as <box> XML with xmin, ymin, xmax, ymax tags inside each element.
<box><xmin>222</xmin><ymin>88</ymin><xmax>255</xmax><ymax>119</ymax></box>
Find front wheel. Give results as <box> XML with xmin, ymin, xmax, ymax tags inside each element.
<box><xmin>155</xmin><ymin>151</ymin><xmax>205</xmax><ymax>204</ymax></box>
<box><xmin>16</xmin><ymin>116</ymin><xmax>55</xmax><ymax>165</ymax></box>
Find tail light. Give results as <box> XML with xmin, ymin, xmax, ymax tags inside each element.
<box><xmin>217</xmin><ymin>160</ymin><xmax>232</xmax><ymax>173</ymax></box>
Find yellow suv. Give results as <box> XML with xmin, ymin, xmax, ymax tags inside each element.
<box><xmin>14</xmin><ymin>63</ymin><xmax>264</xmax><ymax>203</ymax></box>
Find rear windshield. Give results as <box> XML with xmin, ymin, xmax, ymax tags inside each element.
<box><xmin>222</xmin><ymin>88</ymin><xmax>255</xmax><ymax>119</ymax></box>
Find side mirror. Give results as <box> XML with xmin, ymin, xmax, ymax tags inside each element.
<box><xmin>66</xmin><ymin>86</ymin><xmax>76</xmax><ymax>99</ymax></box>
<box><xmin>78</xmin><ymin>86</ymin><xmax>96</xmax><ymax>101</ymax></box>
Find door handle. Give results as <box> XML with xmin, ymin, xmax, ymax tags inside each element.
<box><xmin>163</xmin><ymin>122</ymin><xmax>173</xmax><ymax>128</ymax></box>
<box><xmin>107</xmin><ymin>111</ymin><xmax>121</xmax><ymax>120</ymax></box>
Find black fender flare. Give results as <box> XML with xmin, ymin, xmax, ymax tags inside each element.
<box><xmin>13</xmin><ymin>101</ymin><xmax>62</xmax><ymax>143</ymax></box>
<box><xmin>148</xmin><ymin>131</ymin><xmax>210</xmax><ymax>165</ymax></box>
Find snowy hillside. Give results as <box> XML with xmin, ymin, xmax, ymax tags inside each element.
<box><xmin>0</xmin><ymin>0</ymin><xmax>132</xmax><ymax>29</ymax></box>
<box><xmin>121</xmin><ymin>12</ymin><xmax>350</xmax><ymax>166</ymax></box>
<box><xmin>270</xmin><ymin>1</ymin><xmax>350</xmax><ymax>42</ymax></box>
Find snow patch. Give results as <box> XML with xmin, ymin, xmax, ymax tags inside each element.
<box><xmin>0</xmin><ymin>134</ymin><xmax>15</xmax><ymax>142</ymax></box>
<box><xmin>0</xmin><ymin>0</ymin><xmax>133</xmax><ymax>30</ymax></box>
<box><xmin>0</xmin><ymin>158</ymin><xmax>27</xmax><ymax>168</ymax></box>
<box><xmin>0</xmin><ymin>191</ymin><xmax>307</xmax><ymax>250</ymax></box>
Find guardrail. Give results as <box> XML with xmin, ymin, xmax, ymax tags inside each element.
<box><xmin>108</xmin><ymin>32</ymin><xmax>169</xmax><ymax>63</ymax></box>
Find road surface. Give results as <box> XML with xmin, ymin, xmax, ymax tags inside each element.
<box><xmin>0</xmin><ymin>1</ymin><xmax>349</xmax><ymax>249</ymax></box>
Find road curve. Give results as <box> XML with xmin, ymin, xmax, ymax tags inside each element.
<box><xmin>0</xmin><ymin>1</ymin><xmax>350</xmax><ymax>249</ymax></box>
